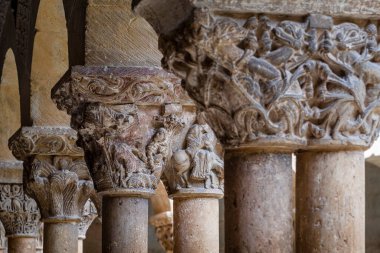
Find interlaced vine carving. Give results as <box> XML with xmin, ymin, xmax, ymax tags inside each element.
<box><xmin>160</xmin><ymin>9</ymin><xmax>380</xmax><ymax>150</ymax></box>
<box><xmin>0</xmin><ymin>184</ymin><xmax>40</xmax><ymax>237</ymax></box>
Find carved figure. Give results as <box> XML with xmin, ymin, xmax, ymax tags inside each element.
<box><xmin>172</xmin><ymin>124</ymin><xmax>224</xmax><ymax>190</ymax></box>
<box><xmin>160</xmin><ymin>9</ymin><xmax>380</xmax><ymax>148</ymax></box>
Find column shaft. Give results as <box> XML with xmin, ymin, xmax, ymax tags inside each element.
<box><xmin>102</xmin><ymin>196</ymin><xmax>149</xmax><ymax>253</ymax></box>
<box><xmin>173</xmin><ymin>198</ymin><xmax>219</xmax><ymax>253</ymax></box>
<box><xmin>78</xmin><ymin>239</ymin><xmax>83</xmax><ymax>253</ymax></box>
<box><xmin>225</xmin><ymin>152</ymin><xmax>294</xmax><ymax>253</ymax></box>
<box><xmin>43</xmin><ymin>223</ymin><xmax>78</xmax><ymax>253</ymax></box>
<box><xmin>8</xmin><ymin>237</ymin><xmax>36</xmax><ymax>253</ymax></box>
<box><xmin>296</xmin><ymin>151</ymin><xmax>365</xmax><ymax>252</ymax></box>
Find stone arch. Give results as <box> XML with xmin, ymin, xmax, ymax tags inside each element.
<box><xmin>30</xmin><ymin>0</ymin><xmax>70</xmax><ymax>126</ymax></box>
<box><xmin>0</xmin><ymin>48</ymin><xmax>21</xmax><ymax>160</ymax></box>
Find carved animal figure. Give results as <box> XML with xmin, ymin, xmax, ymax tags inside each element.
<box><xmin>172</xmin><ymin>124</ymin><xmax>224</xmax><ymax>190</ymax></box>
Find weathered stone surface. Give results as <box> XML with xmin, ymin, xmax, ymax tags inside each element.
<box><xmin>86</xmin><ymin>0</ymin><xmax>162</xmax><ymax>66</ymax></box>
<box><xmin>31</xmin><ymin>0</ymin><xmax>70</xmax><ymax>126</ymax></box>
<box><xmin>102</xmin><ymin>196</ymin><xmax>148</xmax><ymax>253</ymax></box>
<box><xmin>365</xmin><ymin>161</ymin><xmax>380</xmax><ymax>253</ymax></box>
<box><xmin>173</xmin><ymin>198</ymin><xmax>219</xmax><ymax>253</ymax></box>
<box><xmin>166</xmin><ymin>123</ymin><xmax>224</xmax><ymax>197</ymax></box>
<box><xmin>297</xmin><ymin>151</ymin><xmax>365</xmax><ymax>253</ymax></box>
<box><xmin>0</xmin><ymin>49</ymin><xmax>21</xmax><ymax>160</ymax></box>
<box><xmin>136</xmin><ymin>4</ymin><xmax>380</xmax><ymax>152</ymax></box>
<box><xmin>224</xmin><ymin>152</ymin><xmax>294</xmax><ymax>253</ymax></box>
<box><xmin>0</xmin><ymin>183</ymin><xmax>41</xmax><ymax>237</ymax></box>
<box><xmin>0</xmin><ymin>161</ymin><xmax>23</xmax><ymax>184</ymax></box>
<box><xmin>192</xmin><ymin>0</ymin><xmax>380</xmax><ymax>18</ymax></box>
<box><xmin>43</xmin><ymin>223</ymin><xmax>78</xmax><ymax>253</ymax></box>
<box><xmin>8</xmin><ymin>237</ymin><xmax>36</xmax><ymax>253</ymax></box>
<box><xmin>52</xmin><ymin>66</ymin><xmax>196</xmax><ymax>196</ymax></box>
<box><xmin>8</xmin><ymin>127</ymin><xmax>94</xmax><ymax>222</ymax></box>
<box><xmin>149</xmin><ymin>211</ymin><xmax>173</xmax><ymax>253</ymax></box>
<box><xmin>78</xmin><ymin>199</ymin><xmax>98</xmax><ymax>240</ymax></box>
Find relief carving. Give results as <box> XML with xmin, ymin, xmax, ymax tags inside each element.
<box><xmin>159</xmin><ymin>9</ymin><xmax>380</xmax><ymax>150</ymax></box>
<box><xmin>0</xmin><ymin>184</ymin><xmax>41</xmax><ymax>237</ymax></box>
<box><xmin>77</xmin><ymin>105</ymin><xmax>184</xmax><ymax>193</ymax></box>
<box><xmin>168</xmin><ymin>123</ymin><xmax>224</xmax><ymax>194</ymax></box>
<box><xmin>9</xmin><ymin>127</ymin><xmax>94</xmax><ymax>221</ymax></box>
<box><xmin>26</xmin><ymin>156</ymin><xmax>94</xmax><ymax>221</ymax></box>
<box><xmin>150</xmin><ymin>211</ymin><xmax>173</xmax><ymax>253</ymax></box>
<box><xmin>52</xmin><ymin>67</ymin><xmax>192</xmax><ymax>195</ymax></box>
<box><xmin>78</xmin><ymin>199</ymin><xmax>98</xmax><ymax>240</ymax></box>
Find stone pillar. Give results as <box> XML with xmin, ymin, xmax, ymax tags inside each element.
<box><xmin>135</xmin><ymin>1</ymin><xmax>380</xmax><ymax>252</ymax></box>
<box><xmin>0</xmin><ymin>223</ymin><xmax>7</xmax><ymax>253</ymax></box>
<box><xmin>0</xmin><ymin>161</ymin><xmax>41</xmax><ymax>253</ymax></box>
<box><xmin>9</xmin><ymin>127</ymin><xmax>95</xmax><ymax>253</ymax></box>
<box><xmin>36</xmin><ymin>223</ymin><xmax>43</xmax><ymax>253</ymax></box>
<box><xmin>52</xmin><ymin>66</ymin><xmax>195</xmax><ymax>253</ymax></box>
<box><xmin>224</xmin><ymin>152</ymin><xmax>293</xmax><ymax>252</ymax></box>
<box><xmin>297</xmin><ymin>151</ymin><xmax>365</xmax><ymax>252</ymax></box>
<box><xmin>167</xmin><ymin>123</ymin><xmax>224</xmax><ymax>253</ymax></box>
<box><xmin>78</xmin><ymin>199</ymin><xmax>98</xmax><ymax>253</ymax></box>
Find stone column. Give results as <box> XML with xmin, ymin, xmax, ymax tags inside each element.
<box><xmin>36</xmin><ymin>223</ymin><xmax>43</xmax><ymax>253</ymax></box>
<box><xmin>167</xmin><ymin>123</ymin><xmax>224</xmax><ymax>253</ymax></box>
<box><xmin>0</xmin><ymin>162</ymin><xmax>41</xmax><ymax>253</ymax></box>
<box><xmin>9</xmin><ymin>127</ymin><xmax>95</xmax><ymax>253</ymax></box>
<box><xmin>135</xmin><ymin>1</ymin><xmax>380</xmax><ymax>252</ymax></box>
<box><xmin>149</xmin><ymin>181</ymin><xmax>173</xmax><ymax>253</ymax></box>
<box><xmin>0</xmin><ymin>223</ymin><xmax>6</xmax><ymax>253</ymax></box>
<box><xmin>78</xmin><ymin>199</ymin><xmax>98</xmax><ymax>253</ymax></box>
<box><xmin>296</xmin><ymin>151</ymin><xmax>365</xmax><ymax>252</ymax></box>
<box><xmin>52</xmin><ymin>66</ymin><xmax>195</xmax><ymax>253</ymax></box>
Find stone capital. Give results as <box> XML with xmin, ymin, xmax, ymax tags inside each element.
<box><xmin>0</xmin><ymin>161</ymin><xmax>40</xmax><ymax>238</ymax></box>
<box><xmin>165</xmin><ymin>123</ymin><xmax>224</xmax><ymax>198</ymax></box>
<box><xmin>135</xmin><ymin>2</ymin><xmax>380</xmax><ymax>152</ymax></box>
<box><xmin>149</xmin><ymin>211</ymin><xmax>173</xmax><ymax>253</ymax></box>
<box><xmin>78</xmin><ymin>199</ymin><xmax>98</xmax><ymax>240</ymax></box>
<box><xmin>0</xmin><ymin>183</ymin><xmax>41</xmax><ymax>238</ymax></box>
<box><xmin>52</xmin><ymin>66</ymin><xmax>196</xmax><ymax>197</ymax></box>
<box><xmin>8</xmin><ymin>127</ymin><xmax>94</xmax><ymax>222</ymax></box>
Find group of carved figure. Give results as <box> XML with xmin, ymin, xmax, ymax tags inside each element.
<box><xmin>161</xmin><ymin>8</ymin><xmax>380</xmax><ymax>146</ymax></box>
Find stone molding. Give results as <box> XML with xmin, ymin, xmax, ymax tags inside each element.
<box><xmin>8</xmin><ymin>127</ymin><xmax>94</xmax><ymax>222</ymax></box>
<box><xmin>52</xmin><ymin>66</ymin><xmax>196</xmax><ymax>196</ymax></box>
<box><xmin>78</xmin><ymin>199</ymin><xmax>98</xmax><ymax>240</ymax></box>
<box><xmin>150</xmin><ymin>211</ymin><xmax>173</xmax><ymax>253</ymax></box>
<box><xmin>0</xmin><ymin>183</ymin><xmax>41</xmax><ymax>238</ymax></box>
<box><xmin>8</xmin><ymin>127</ymin><xmax>83</xmax><ymax>160</ymax></box>
<box><xmin>136</xmin><ymin>5</ymin><xmax>380</xmax><ymax>152</ymax></box>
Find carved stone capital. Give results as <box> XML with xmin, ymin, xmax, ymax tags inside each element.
<box><xmin>78</xmin><ymin>199</ymin><xmax>98</xmax><ymax>240</ymax></box>
<box><xmin>165</xmin><ymin>123</ymin><xmax>224</xmax><ymax>198</ymax></box>
<box><xmin>8</xmin><ymin>127</ymin><xmax>94</xmax><ymax>222</ymax></box>
<box><xmin>150</xmin><ymin>211</ymin><xmax>173</xmax><ymax>253</ymax></box>
<box><xmin>52</xmin><ymin>66</ymin><xmax>196</xmax><ymax>196</ymax></box>
<box><xmin>0</xmin><ymin>183</ymin><xmax>41</xmax><ymax>238</ymax></box>
<box><xmin>136</xmin><ymin>2</ymin><xmax>380</xmax><ymax>152</ymax></box>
